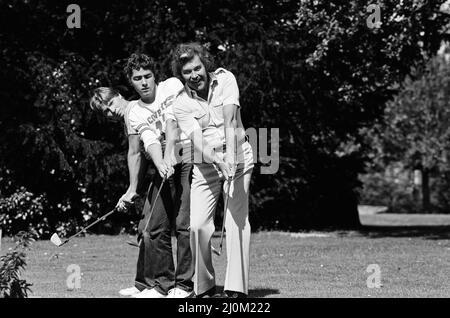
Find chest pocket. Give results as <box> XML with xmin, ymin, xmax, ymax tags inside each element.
<box><xmin>193</xmin><ymin>109</ymin><xmax>210</xmax><ymax>130</ymax></box>
<box><xmin>209</xmin><ymin>101</ymin><xmax>224</xmax><ymax>126</ymax></box>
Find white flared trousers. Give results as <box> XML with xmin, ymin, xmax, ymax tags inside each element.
<box><xmin>190</xmin><ymin>141</ymin><xmax>254</xmax><ymax>295</ymax></box>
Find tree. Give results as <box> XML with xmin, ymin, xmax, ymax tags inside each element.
<box><xmin>367</xmin><ymin>54</ymin><xmax>450</xmax><ymax>212</ymax></box>
<box><xmin>0</xmin><ymin>0</ymin><xmax>449</xmax><ymax>233</ymax></box>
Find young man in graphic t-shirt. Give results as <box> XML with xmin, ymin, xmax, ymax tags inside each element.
<box><xmin>124</xmin><ymin>54</ymin><xmax>194</xmax><ymax>299</ymax></box>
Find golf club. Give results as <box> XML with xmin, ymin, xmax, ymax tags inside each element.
<box><xmin>212</xmin><ymin>175</ymin><xmax>233</xmax><ymax>256</ymax></box>
<box><xmin>123</xmin><ymin>181</ymin><xmax>152</xmax><ymax>247</ymax></box>
<box><xmin>127</xmin><ymin>176</ymin><xmax>166</xmax><ymax>248</ymax></box>
<box><xmin>212</xmin><ymin>133</ymin><xmax>240</xmax><ymax>256</ymax></box>
<box><xmin>50</xmin><ymin>207</ymin><xmax>119</xmax><ymax>248</ymax></box>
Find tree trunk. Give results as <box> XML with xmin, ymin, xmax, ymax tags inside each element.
<box><xmin>412</xmin><ymin>169</ymin><xmax>421</xmax><ymax>211</ymax></box>
<box><xmin>422</xmin><ymin>169</ymin><xmax>430</xmax><ymax>213</ymax></box>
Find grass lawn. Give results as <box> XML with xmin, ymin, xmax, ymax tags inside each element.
<box><xmin>1</xmin><ymin>212</ymin><xmax>449</xmax><ymax>298</ymax></box>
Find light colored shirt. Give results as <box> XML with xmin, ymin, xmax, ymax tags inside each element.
<box><xmin>124</xmin><ymin>100</ymin><xmax>139</xmax><ymax>134</ymax></box>
<box><xmin>172</xmin><ymin>68</ymin><xmax>245</xmax><ymax>151</ymax></box>
<box><xmin>122</xmin><ymin>100</ymin><xmax>150</xmax><ymax>159</ymax></box>
<box><xmin>128</xmin><ymin>77</ymin><xmax>190</xmax><ymax>162</ymax></box>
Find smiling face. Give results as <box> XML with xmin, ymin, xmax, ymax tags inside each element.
<box><xmin>180</xmin><ymin>55</ymin><xmax>209</xmax><ymax>96</ymax></box>
<box><xmin>130</xmin><ymin>68</ymin><xmax>156</xmax><ymax>103</ymax></box>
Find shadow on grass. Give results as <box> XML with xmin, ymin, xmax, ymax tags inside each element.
<box><xmin>248</xmin><ymin>288</ymin><xmax>280</xmax><ymax>298</ymax></box>
<box><xmin>359</xmin><ymin>225</ymin><xmax>450</xmax><ymax>240</ymax></box>
<box><xmin>215</xmin><ymin>286</ymin><xmax>280</xmax><ymax>298</ymax></box>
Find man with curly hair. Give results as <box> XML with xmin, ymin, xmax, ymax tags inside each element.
<box><xmin>171</xmin><ymin>43</ymin><xmax>254</xmax><ymax>298</ymax></box>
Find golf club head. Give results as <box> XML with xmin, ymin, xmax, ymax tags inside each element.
<box><xmin>50</xmin><ymin>233</ymin><xmax>63</xmax><ymax>246</ymax></box>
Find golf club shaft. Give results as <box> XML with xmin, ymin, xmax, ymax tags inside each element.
<box><xmin>218</xmin><ymin>176</ymin><xmax>233</xmax><ymax>253</ymax></box>
<box><xmin>137</xmin><ymin>176</ymin><xmax>167</xmax><ymax>246</ymax></box>
<box><xmin>61</xmin><ymin>208</ymin><xmax>118</xmax><ymax>245</ymax></box>
<box><xmin>215</xmin><ymin>135</ymin><xmax>239</xmax><ymax>255</ymax></box>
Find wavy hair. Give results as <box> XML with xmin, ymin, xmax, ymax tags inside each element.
<box><xmin>171</xmin><ymin>42</ymin><xmax>215</xmax><ymax>83</ymax></box>
<box><xmin>123</xmin><ymin>53</ymin><xmax>157</xmax><ymax>81</ymax></box>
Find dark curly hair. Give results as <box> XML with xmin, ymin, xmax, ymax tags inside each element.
<box><xmin>171</xmin><ymin>42</ymin><xmax>216</xmax><ymax>83</ymax></box>
<box><xmin>123</xmin><ymin>53</ymin><xmax>157</xmax><ymax>81</ymax></box>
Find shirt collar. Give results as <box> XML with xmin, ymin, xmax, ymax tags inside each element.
<box><xmin>209</xmin><ymin>71</ymin><xmax>218</xmax><ymax>84</ymax></box>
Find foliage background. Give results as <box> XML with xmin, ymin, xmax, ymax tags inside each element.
<box><xmin>0</xmin><ymin>0</ymin><xmax>449</xmax><ymax>238</ymax></box>
<box><xmin>361</xmin><ymin>54</ymin><xmax>450</xmax><ymax>214</ymax></box>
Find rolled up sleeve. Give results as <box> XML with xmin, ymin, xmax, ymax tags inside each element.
<box><xmin>165</xmin><ymin>105</ymin><xmax>176</xmax><ymax>122</ymax></box>
<box><xmin>163</xmin><ymin>78</ymin><xmax>184</xmax><ymax>123</ymax></box>
<box><xmin>222</xmin><ymin>71</ymin><xmax>240</xmax><ymax>107</ymax></box>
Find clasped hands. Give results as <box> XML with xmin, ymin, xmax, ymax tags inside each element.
<box><xmin>216</xmin><ymin>153</ymin><xmax>236</xmax><ymax>181</ymax></box>
<box><xmin>155</xmin><ymin>156</ymin><xmax>175</xmax><ymax>179</ymax></box>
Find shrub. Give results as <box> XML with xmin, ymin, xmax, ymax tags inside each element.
<box><xmin>0</xmin><ymin>231</ymin><xmax>34</xmax><ymax>298</ymax></box>
<box><xmin>359</xmin><ymin>162</ymin><xmax>446</xmax><ymax>213</ymax></box>
<box><xmin>0</xmin><ymin>187</ymin><xmax>50</xmax><ymax>238</ymax></box>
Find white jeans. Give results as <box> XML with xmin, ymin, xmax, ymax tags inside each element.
<box><xmin>190</xmin><ymin>141</ymin><xmax>254</xmax><ymax>295</ymax></box>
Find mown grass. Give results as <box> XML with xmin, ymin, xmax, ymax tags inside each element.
<box><xmin>1</xmin><ymin>213</ymin><xmax>449</xmax><ymax>298</ymax></box>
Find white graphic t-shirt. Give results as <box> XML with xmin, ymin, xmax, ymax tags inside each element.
<box><xmin>128</xmin><ymin>77</ymin><xmax>190</xmax><ymax>163</ymax></box>
<box><xmin>123</xmin><ymin>100</ymin><xmax>150</xmax><ymax>159</ymax></box>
